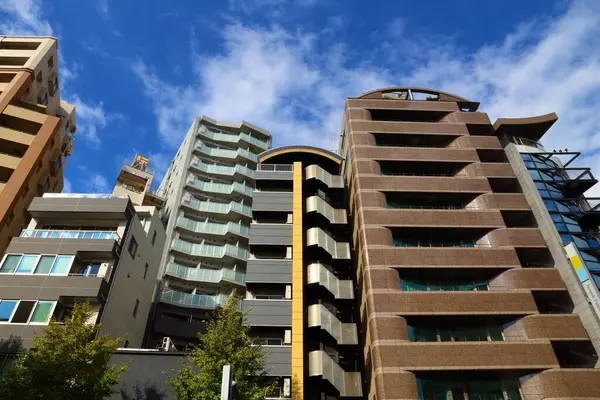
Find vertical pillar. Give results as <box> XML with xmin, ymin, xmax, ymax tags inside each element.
<box><xmin>291</xmin><ymin>161</ymin><xmax>304</xmax><ymax>399</ymax></box>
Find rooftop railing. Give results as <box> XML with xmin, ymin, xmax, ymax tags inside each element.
<box><xmin>257</xmin><ymin>164</ymin><xmax>293</xmax><ymax>172</ymax></box>
<box><xmin>20</xmin><ymin>229</ymin><xmax>121</xmax><ymax>241</ymax></box>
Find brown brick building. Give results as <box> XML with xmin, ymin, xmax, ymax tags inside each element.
<box><xmin>0</xmin><ymin>36</ymin><xmax>76</xmax><ymax>254</ymax></box>
<box><xmin>339</xmin><ymin>87</ymin><xmax>600</xmax><ymax>399</ymax></box>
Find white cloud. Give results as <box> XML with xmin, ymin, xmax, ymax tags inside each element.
<box><xmin>133</xmin><ymin>0</ymin><xmax>600</xmax><ymax>186</ymax></box>
<box><xmin>97</xmin><ymin>0</ymin><xmax>109</xmax><ymax>18</ymax></box>
<box><xmin>62</xmin><ymin>178</ymin><xmax>73</xmax><ymax>193</ymax></box>
<box><xmin>68</xmin><ymin>95</ymin><xmax>123</xmax><ymax>147</ymax></box>
<box><xmin>0</xmin><ymin>0</ymin><xmax>53</xmax><ymax>36</ymax></box>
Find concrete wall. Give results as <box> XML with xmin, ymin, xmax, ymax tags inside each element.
<box><xmin>100</xmin><ymin>208</ymin><xmax>166</xmax><ymax>348</ymax></box>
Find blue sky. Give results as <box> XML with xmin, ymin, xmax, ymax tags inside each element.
<box><xmin>2</xmin><ymin>0</ymin><xmax>600</xmax><ymax>195</ymax></box>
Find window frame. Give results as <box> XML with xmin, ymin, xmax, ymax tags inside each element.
<box><xmin>0</xmin><ymin>300</ymin><xmax>57</xmax><ymax>325</ymax></box>
<box><xmin>128</xmin><ymin>237</ymin><xmax>138</xmax><ymax>258</ymax></box>
<box><xmin>0</xmin><ymin>253</ymin><xmax>75</xmax><ymax>276</ymax></box>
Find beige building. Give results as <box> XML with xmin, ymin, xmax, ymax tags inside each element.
<box><xmin>0</xmin><ymin>36</ymin><xmax>77</xmax><ymax>254</ymax></box>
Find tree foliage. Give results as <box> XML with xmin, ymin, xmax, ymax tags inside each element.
<box><xmin>0</xmin><ymin>302</ymin><xmax>127</xmax><ymax>400</ymax></box>
<box><xmin>169</xmin><ymin>293</ymin><xmax>275</xmax><ymax>400</ymax></box>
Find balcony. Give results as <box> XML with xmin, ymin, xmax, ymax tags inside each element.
<box><xmin>176</xmin><ymin>216</ymin><xmax>249</xmax><ymax>239</ymax></box>
<box><xmin>306</xmin><ymin>196</ymin><xmax>347</xmax><ymax>224</ymax></box>
<box><xmin>371</xmin><ymin>341</ymin><xmax>558</xmax><ymax>371</ymax></box>
<box><xmin>165</xmin><ymin>262</ymin><xmax>245</xmax><ymax>286</ymax></box>
<box><xmin>194</xmin><ymin>143</ymin><xmax>257</xmax><ymax>164</ymax></box>
<box><xmin>181</xmin><ymin>196</ymin><xmax>252</xmax><ymax>219</ymax></box>
<box><xmin>10</xmin><ymin>230</ymin><xmax>121</xmax><ymax>258</ymax></box>
<box><xmin>186</xmin><ymin>176</ymin><xmax>254</xmax><ymax>198</ymax></box>
<box><xmin>308</xmin><ymin>304</ymin><xmax>358</xmax><ymax>345</ymax></box>
<box><xmin>306</xmin><ymin>228</ymin><xmax>350</xmax><ymax>259</ymax></box>
<box><xmin>305</xmin><ymin>165</ymin><xmax>343</xmax><ymax>188</ymax></box>
<box><xmin>198</xmin><ymin>126</ymin><xmax>269</xmax><ymax>151</ymax></box>
<box><xmin>256</xmin><ymin>163</ymin><xmax>294</xmax><ymax>181</ymax></box>
<box><xmin>308</xmin><ymin>350</ymin><xmax>362</xmax><ymax>397</ymax></box>
<box><xmin>307</xmin><ymin>263</ymin><xmax>353</xmax><ymax>299</ymax></box>
<box><xmin>171</xmin><ymin>239</ymin><xmax>249</xmax><ymax>262</ymax></box>
<box><xmin>159</xmin><ymin>288</ymin><xmax>229</xmax><ymax>310</ymax></box>
<box><xmin>190</xmin><ymin>158</ymin><xmax>255</xmax><ymax>181</ymax></box>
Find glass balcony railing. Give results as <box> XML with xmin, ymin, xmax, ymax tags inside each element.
<box><xmin>190</xmin><ymin>158</ymin><xmax>255</xmax><ymax>180</ymax></box>
<box><xmin>186</xmin><ymin>177</ymin><xmax>254</xmax><ymax>197</ymax></box>
<box><xmin>176</xmin><ymin>216</ymin><xmax>250</xmax><ymax>237</ymax></box>
<box><xmin>194</xmin><ymin>143</ymin><xmax>258</xmax><ymax>163</ymax></box>
<box><xmin>199</xmin><ymin>128</ymin><xmax>269</xmax><ymax>151</ymax></box>
<box><xmin>159</xmin><ymin>288</ymin><xmax>229</xmax><ymax>309</ymax></box>
<box><xmin>172</xmin><ymin>239</ymin><xmax>249</xmax><ymax>261</ymax></box>
<box><xmin>42</xmin><ymin>193</ymin><xmax>129</xmax><ymax>200</ymax></box>
<box><xmin>182</xmin><ymin>197</ymin><xmax>252</xmax><ymax>218</ymax></box>
<box><xmin>20</xmin><ymin>229</ymin><xmax>121</xmax><ymax>242</ymax></box>
<box><xmin>165</xmin><ymin>262</ymin><xmax>245</xmax><ymax>285</ymax></box>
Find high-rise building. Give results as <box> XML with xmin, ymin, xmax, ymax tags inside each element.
<box><xmin>340</xmin><ymin>87</ymin><xmax>600</xmax><ymax>399</ymax></box>
<box><xmin>497</xmin><ymin>113</ymin><xmax>600</xmax><ymax>362</ymax></box>
<box><xmin>0</xmin><ymin>36</ymin><xmax>76</xmax><ymax>254</ymax></box>
<box><xmin>147</xmin><ymin>115</ymin><xmax>271</xmax><ymax>348</ymax></box>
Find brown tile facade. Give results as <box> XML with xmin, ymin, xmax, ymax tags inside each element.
<box><xmin>340</xmin><ymin>87</ymin><xmax>600</xmax><ymax>399</ymax></box>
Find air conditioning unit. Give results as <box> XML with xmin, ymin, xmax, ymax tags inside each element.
<box><xmin>161</xmin><ymin>336</ymin><xmax>177</xmax><ymax>352</ymax></box>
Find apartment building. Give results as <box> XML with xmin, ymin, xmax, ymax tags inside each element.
<box><xmin>0</xmin><ymin>36</ymin><xmax>77</xmax><ymax>254</ymax></box>
<box><xmin>147</xmin><ymin>115</ymin><xmax>271</xmax><ymax>348</ymax></box>
<box><xmin>497</xmin><ymin>113</ymin><xmax>600</xmax><ymax>363</ymax></box>
<box><xmin>340</xmin><ymin>87</ymin><xmax>600</xmax><ymax>399</ymax></box>
<box><xmin>0</xmin><ymin>193</ymin><xmax>165</xmax><ymax>352</ymax></box>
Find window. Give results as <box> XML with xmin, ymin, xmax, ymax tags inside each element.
<box><xmin>409</xmin><ymin>325</ymin><xmax>504</xmax><ymax>343</ymax></box>
<box><xmin>394</xmin><ymin>238</ymin><xmax>477</xmax><ymax>248</ymax></box>
<box><xmin>0</xmin><ymin>255</ymin><xmax>21</xmax><ymax>273</ymax></box>
<box><xmin>53</xmin><ymin>156</ymin><xmax>62</xmax><ymax>172</ymax></box>
<box><xmin>143</xmin><ymin>263</ymin><xmax>149</xmax><ymax>279</ymax></box>
<box><xmin>151</xmin><ymin>230</ymin><xmax>157</xmax><ymax>246</ymax></box>
<box><xmin>36</xmin><ymin>71</ymin><xmax>42</xmax><ymax>83</ymax></box>
<box><xmin>402</xmin><ymin>278</ymin><xmax>489</xmax><ymax>292</ymax></box>
<box><xmin>417</xmin><ymin>378</ymin><xmax>521</xmax><ymax>400</ymax></box>
<box><xmin>47</xmin><ymin>56</ymin><xmax>54</xmax><ymax>68</ymax></box>
<box><xmin>15</xmin><ymin>255</ymin><xmax>39</xmax><ymax>273</ymax></box>
<box><xmin>35</xmin><ymin>255</ymin><xmax>55</xmax><ymax>274</ymax></box>
<box><xmin>0</xmin><ymin>300</ymin><xmax>56</xmax><ymax>325</ymax></box>
<box><xmin>132</xmin><ymin>299</ymin><xmax>140</xmax><ymax>318</ymax></box>
<box><xmin>50</xmin><ymin>256</ymin><xmax>74</xmax><ymax>275</ymax></box>
<box><xmin>128</xmin><ymin>237</ymin><xmax>138</xmax><ymax>258</ymax></box>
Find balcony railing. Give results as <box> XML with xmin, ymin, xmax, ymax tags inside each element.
<box><xmin>194</xmin><ymin>143</ymin><xmax>257</xmax><ymax>163</ymax></box>
<box><xmin>159</xmin><ymin>288</ymin><xmax>228</xmax><ymax>310</ymax></box>
<box><xmin>20</xmin><ymin>230</ymin><xmax>121</xmax><ymax>241</ymax></box>
<box><xmin>182</xmin><ymin>197</ymin><xmax>252</xmax><ymax>218</ymax></box>
<box><xmin>257</xmin><ymin>164</ymin><xmax>293</xmax><ymax>172</ymax></box>
<box><xmin>165</xmin><ymin>262</ymin><xmax>245</xmax><ymax>285</ymax></box>
<box><xmin>177</xmin><ymin>216</ymin><xmax>249</xmax><ymax>238</ymax></box>
<box><xmin>198</xmin><ymin>127</ymin><xmax>269</xmax><ymax>151</ymax></box>
<box><xmin>42</xmin><ymin>193</ymin><xmax>129</xmax><ymax>200</ymax></box>
<box><xmin>186</xmin><ymin>177</ymin><xmax>254</xmax><ymax>197</ymax></box>
<box><xmin>191</xmin><ymin>158</ymin><xmax>255</xmax><ymax>180</ymax></box>
<box><xmin>171</xmin><ymin>239</ymin><xmax>249</xmax><ymax>261</ymax></box>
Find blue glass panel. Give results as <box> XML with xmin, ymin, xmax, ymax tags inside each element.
<box><xmin>521</xmin><ymin>154</ymin><xmax>532</xmax><ymax>161</ymax></box>
<box><xmin>0</xmin><ymin>301</ymin><xmax>17</xmax><ymax>321</ymax></box>
<box><xmin>551</xmin><ymin>214</ymin><xmax>563</xmax><ymax>222</ymax></box>
<box><xmin>567</xmin><ymin>224</ymin><xmax>582</xmax><ymax>233</ymax></box>
<box><xmin>529</xmin><ymin>170</ymin><xmax>541</xmax><ymax>180</ymax></box>
<box><xmin>554</xmin><ymin>223</ymin><xmax>568</xmax><ymax>232</ymax></box>
<box><xmin>535</xmin><ymin>182</ymin><xmax>546</xmax><ymax>190</ymax></box>
<box><xmin>560</xmin><ymin>234</ymin><xmax>573</xmax><ymax>245</ymax></box>
<box><xmin>544</xmin><ymin>200</ymin><xmax>558</xmax><ymax>211</ymax></box>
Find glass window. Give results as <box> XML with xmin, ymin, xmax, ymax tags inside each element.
<box><xmin>401</xmin><ymin>279</ymin><xmax>428</xmax><ymax>291</ymax></box>
<box><xmin>524</xmin><ymin>161</ymin><xmax>535</xmax><ymax>168</ymax></box>
<box><xmin>30</xmin><ymin>301</ymin><xmax>54</xmax><ymax>323</ymax></box>
<box><xmin>467</xmin><ymin>380</ymin><xmax>505</xmax><ymax>400</ymax></box>
<box><xmin>50</xmin><ymin>256</ymin><xmax>73</xmax><ymax>275</ymax></box>
<box><xmin>551</xmin><ymin>214</ymin><xmax>563</xmax><ymax>222</ymax></box>
<box><xmin>544</xmin><ymin>200</ymin><xmax>558</xmax><ymax>211</ymax></box>
<box><xmin>560</xmin><ymin>234</ymin><xmax>573</xmax><ymax>245</ymax></box>
<box><xmin>15</xmin><ymin>255</ymin><xmax>38</xmax><ymax>274</ymax></box>
<box><xmin>0</xmin><ymin>255</ymin><xmax>21</xmax><ymax>273</ymax></box>
<box><xmin>534</xmin><ymin>181</ymin><xmax>546</xmax><ymax>190</ymax></box>
<box><xmin>489</xmin><ymin>326</ymin><xmax>504</xmax><ymax>341</ymax></box>
<box><xmin>34</xmin><ymin>255</ymin><xmax>55</xmax><ymax>274</ymax></box>
<box><xmin>521</xmin><ymin>154</ymin><xmax>532</xmax><ymax>161</ymax></box>
<box><xmin>475</xmin><ymin>281</ymin><xmax>489</xmax><ymax>291</ymax></box>
<box><xmin>567</xmin><ymin>223</ymin><xmax>582</xmax><ymax>233</ymax></box>
<box><xmin>128</xmin><ymin>237</ymin><xmax>138</xmax><ymax>258</ymax></box>
<box><xmin>0</xmin><ymin>301</ymin><xmax>17</xmax><ymax>321</ymax></box>
<box><xmin>538</xmin><ymin>190</ymin><xmax>549</xmax><ymax>198</ymax></box>
<box><xmin>528</xmin><ymin>170</ymin><xmax>541</xmax><ymax>180</ymax></box>
<box><xmin>11</xmin><ymin>301</ymin><xmax>36</xmax><ymax>323</ymax></box>
<box><xmin>85</xmin><ymin>264</ymin><xmax>101</xmax><ymax>277</ymax></box>
<box><xmin>411</xmin><ymin>326</ymin><xmax>437</xmax><ymax>342</ymax></box>
<box><xmin>439</xmin><ymin>328</ymin><xmax>452</xmax><ymax>342</ymax></box>
<box><xmin>554</xmin><ymin>223</ymin><xmax>568</xmax><ymax>232</ymax></box>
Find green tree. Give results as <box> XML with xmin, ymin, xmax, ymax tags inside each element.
<box><xmin>0</xmin><ymin>302</ymin><xmax>127</xmax><ymax>400</ymax></box>
<box><xmin>169</xmin><ymin>293</ymin><xmax>275</xmax><ymax>400</ymax></box>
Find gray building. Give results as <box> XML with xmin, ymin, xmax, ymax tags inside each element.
<box><xmin>0</xmin><ymin>193</ymin><xmax>165</xmax><ymax>349</ymax></box>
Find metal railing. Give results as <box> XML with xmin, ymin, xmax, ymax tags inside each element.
<box><xmin>171</xmin><ymin>239</ymin><xmax>249</xmax><ymax>260</ymax></box>
<box><xmin>20</xmin><ymin>229</ymin><xmax>121</xmax><ymax>241</ymax></box>
<box><xmin>182</xmin><ymin>197</ymin><xmax>252</xmax><ymax>218</ymax></box>
<box><xmin>257</xmin><ymin>164</ymin><xmax>293</xmax><ymax>172</ymax></box>
<box><xmin>386</xmin><ymin>203</ymin><xmax>480</xmax><ymax>210</ymax></box>
<box><xmin>114</xmin><ymin>181</ymin><xmax>143</xmax><ymax>193</ymax></box>
<box><xmin>176</xmin><ymin>216</ymin><xmax>249</xmax><ymax>237</ymax></box>
<box><xmin>186</xmin><ymin>176</ymin><xmax>254</xmax><ymax>197</ymax></box>
<box><xmin>393</xmin><ymin>240</ymin><xmax>493</xmax><ymax>248</ymax></box>
<box><xmin>165</xmin><ymin>262</ymin><xmax>245</xmax><ymax>285</ymax></box>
